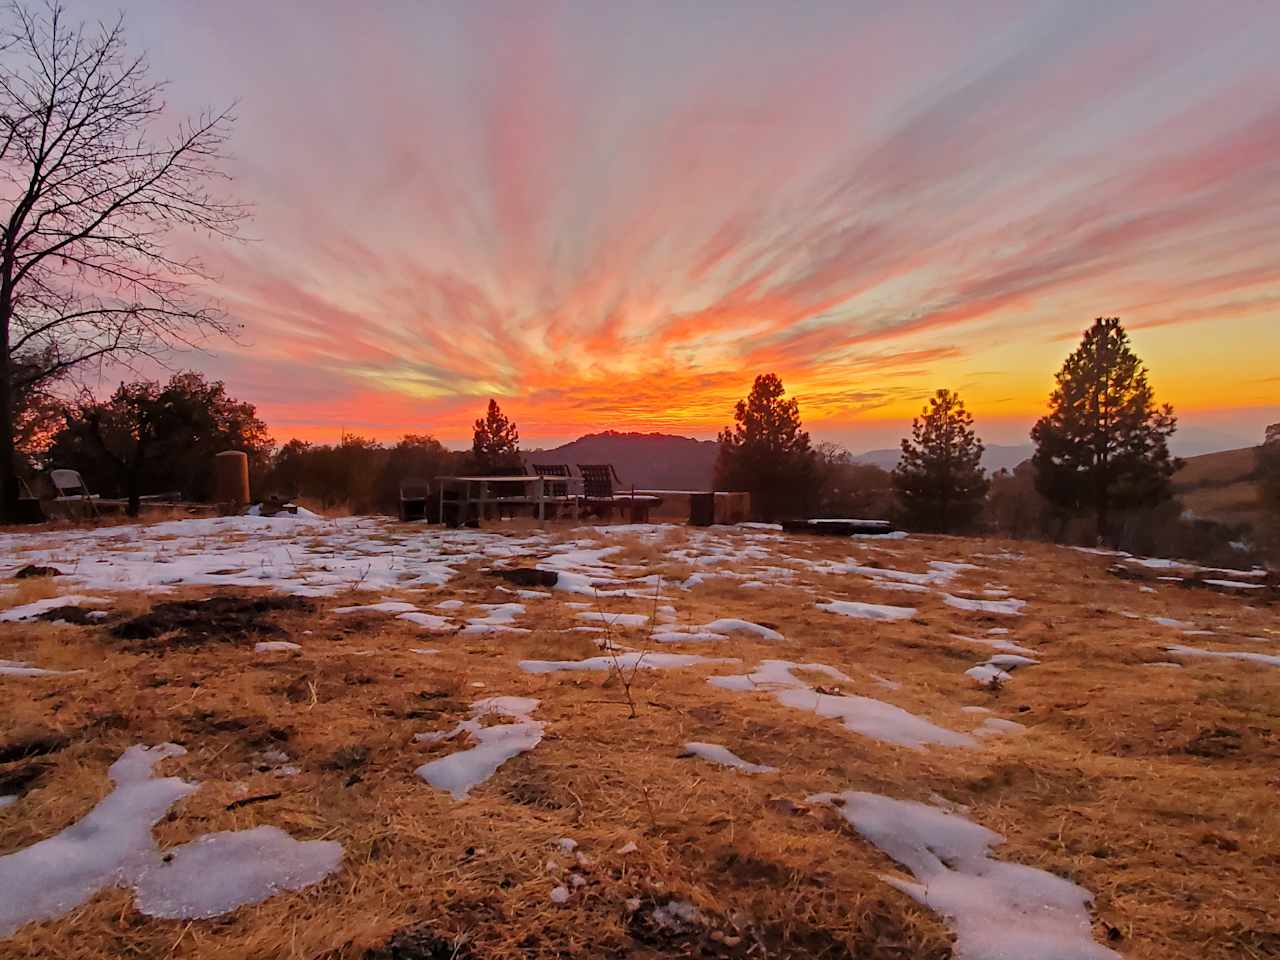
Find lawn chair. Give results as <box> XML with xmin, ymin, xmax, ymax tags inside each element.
<box><xmin>47</xmin><ymin>469</ymin><xmax>100</xmax><ymax>518</ymax></box>
<box><xmin>399</xmin><ymin>477</ymin><xmax>430</xmax><ymax>522</ymax></box>
<box><xmin>576</xmin><ymin>464</ymin><xmax>662</xmax><ymax>522</ymax></box>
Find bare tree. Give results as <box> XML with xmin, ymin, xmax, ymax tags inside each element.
<box><xmin>0</xmin><ymin>1</ymin><xmax>246</xmax><ymax>517</ymax></box>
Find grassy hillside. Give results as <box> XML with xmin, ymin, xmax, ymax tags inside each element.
<box><xmin>1174</xmin><ymin>445</ymin><xmax>1262</xmax><ymax>527</ymax></box>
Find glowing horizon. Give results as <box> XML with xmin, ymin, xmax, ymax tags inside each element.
<box><xmin>112</xmin><ymin>1</ymin><xmax>1278</xmax><ymax>453</ymax></box>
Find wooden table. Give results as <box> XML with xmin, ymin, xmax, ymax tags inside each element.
<box><xmin>436</xmin><ymin>475</ymin><xmax>581</xmax><ymax>524</ymax></box>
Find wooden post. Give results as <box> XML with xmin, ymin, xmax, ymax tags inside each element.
<box><xmin>214</xmin><ymin>451</ymin><xmax>250</xmax><ymax>512</ymax></box>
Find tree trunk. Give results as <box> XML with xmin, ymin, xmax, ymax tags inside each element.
<box><xmin>0</xmin><ymin>290</ymin><xmax>17</xmax><ymax>521</ymax></box>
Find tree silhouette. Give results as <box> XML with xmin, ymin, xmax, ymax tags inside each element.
<box><xmin>47</xmin><ymin>371</ymin><xmax>270</xmax><ymax>514</ymax></box>
<box><xmin>714</xmin><ymin>373</ymin><xmax>816</xmax><ymax>520</ymax></box>
<box><xmin>471</xmin><ymin>399</ymin><xmax>520</xmax><ymax>472</ymax></box>
<box><xmin>0</xmin><ymin>3</ymin><xmax>247</xmax><ymax>518</ymax></box>
<box><xmin>1031</xmin><ymin>318</ymin><xmax>1178</xmax><ymax>542</ymax></box>
<box><xmin>893</xmin><ymin>389</ymin><xmax>989</xmax><ymax>532</ymax></box>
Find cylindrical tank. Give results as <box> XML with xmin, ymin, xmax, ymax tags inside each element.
<box><xmin>214</xmin><ymin>450</ymin><xmax>250</xmax><ymax>508</ymax></box>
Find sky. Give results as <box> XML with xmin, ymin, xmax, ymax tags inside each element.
<box><xmin>103</xmin><ymin>0</ymin><xmax>1280</xmax><ymax>454</ymax></box>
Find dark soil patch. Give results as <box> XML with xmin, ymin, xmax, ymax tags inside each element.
<box><xmin>0</xmin><ymin>730</ymin><xmax>70</xmax><ymax>764</ymax></box>
<box><xmin>0</xmin><ymin>761</ymin><xmax>51</xmax><ymax>796</ymax></box>
<box><xmin>325</xmin><ymin>745</ymin><xmax>370</xmax><ymax>771</ymax></box>
<box><xmin>490</xmin><ymin>568</ymin><xmax>558</xmax><ymax>588</ymax></box>
<box><xmin>110</xmin><ymin>594</ymin><xmax>312</xmax><ymax>648</ymax></box>
<box><xmin>14</xmin><ymin>564</ymin><xmax>64</xmax><ymax>578</ymax></box>
<box><xmin>1183</xmin><ymin>727</ymin><xmax>1243</xmax><ymax>758</ymax></box>
<box><xmin>35</xmin><ymin>605</ymin><xmax>106</xmax><ymax>625</ymax></box>
<box><xmin>362</xmin><ymin>924</ymin><xmax>473</xmax><ymax>960</ymax></box>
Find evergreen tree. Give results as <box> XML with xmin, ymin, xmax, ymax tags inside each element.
<box><xmin>714</xmin><ymin>373</ymin><xmax>817</xmax><ymax>520</ymax></box>
<box><xmin>471</xmin><ymin>399</ymin><xmax>520</xmax><ymax>472</ymax></box>
<box><xmin>1031</xmin><ymin>318</ymin><xmax>1178</xmax><ymax>541</ymax></box>
<box><xmin>893</xmin><ymin>389</ymin><xmax>989</xmax><ymax>532</ymax></box>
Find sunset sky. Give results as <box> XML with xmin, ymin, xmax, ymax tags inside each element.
<box><xmin>117</xmin><ymin>0</ymin><xmax>1278</xmax><ymax>454</ymax></box>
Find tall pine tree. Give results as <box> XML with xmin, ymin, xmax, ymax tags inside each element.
<box><xmin>715</xmin><ymin>373</ymin><xmax>817</xmax><ymax>520</ymax></box>
<box><xmin>471</xmin><ymin>399</ymin><xmax>520</xmax><ymax>472</ymax></box>
<box><xmin>892</xmin><ymin>389</ymin><xmax>988</xmax><ymax>533</ymax></box>
<box><xmin>1031</xmin><ymin>318</ymin><xmax>1178</xmax><ymax>541</ymax></box>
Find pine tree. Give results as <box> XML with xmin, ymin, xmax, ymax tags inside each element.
<box><xmin>714</xmin><ymin>373</ymin><xmax>817</xmax><ymax>520</ymax></box>
<box><xmin>893</xmin><ymin>389</ymin><xmax>989</xmax><ymax>532</ymax></box>
<box><xmin>1031</xmin><ymin>318</ymin><xmax>1178</xmax><ymax>542</ymax></box>
<box><xmin>471</xmin><ymin>399</ymin><xmax>520</xmax><ymax>472</ymax></box>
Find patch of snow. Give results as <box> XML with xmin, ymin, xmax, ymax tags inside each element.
<box><xmin>974</xmin><ymin>718</ymin><xmax>1027</xmax><ymax>738</ymax></box>
<box><xmin>710</xmin><ymin>661</ymin><xmax>975</xmax><ymax>751</ymax></box>
<box><xmin>651</xmin><ymin>630</ymin><xmax>731</xmax><ymax>644</ymax></box>
<box><xmin>549</xmin><ymin>885</ymin><xmax>570</xmax><ymax>904</ymax></box>
<box><xmin>943</xmin><ymin>594</ymin><xmax>1026</xmax><ymax>616</ymax></box>
<box><xmin>415</xmin><ymin>698</ymin><xmax>544</xmax><ymax>800</ymax></box>
<box><xmin>0</xmin><ymin>658</ymin><xmax>81</xmax><ymax>677</ymax></box>
<box><xmin>817</xmin><ymin>600</ymin><xmax>916</xmax><ymax>621</ymax></box>
<box><xmin>1165</xmin><ymin>644</ymin><xmax>1280</xmax><ymax>668</ymax></box>
<box><xmin>701</xmin><ymin>618</ymin><xmax>784</xmax><ymax>642</ymax></box>
<box><xmin>0</xmin><ymin>595</ymin><xmax>111</xmax><ymax>622</ymax></box>
<box><xmin>397</xmin><ymin>611</ymin><xmax>454</xmax><ymax>631</ymax></box>
<box><xmin>131</xmin><ymin>827</ymin><xmax>341</xmax><ymax>919</ymax></box>
<box><xmin>810</xmin><ymin>791</ymin><xmax>1120</xmax><ymax>959</ymax></box>
<box><xmin>520</xmin><ymin>652</ymin><xmax>737</xmax><ymax>674</ymax></box>
<box><xmin>683</xmin><ymin>741</ymin><xmax>778</xmax><ymax>774</ymax></box>
<box><xmin>334</xmin><ymin>600</ymin><xmax>419</xmax><ymax>614</ymax></box>
<box><xmin>254</xmin><ymin>641</ymin><xmax>301</xmax><ymax>653</ymax></box>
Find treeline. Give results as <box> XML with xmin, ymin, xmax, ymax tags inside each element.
<box><xmin>17</xmin><ymin>318</ymin><xmax>1280</xmax><ymax>564</ymax></box>
<box><xmin>716</xmin><ymin>318</ymin><xmax>1277</xmax><ymax>564</ymax></box>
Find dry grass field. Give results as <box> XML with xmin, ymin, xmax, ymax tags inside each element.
<box><xmin>1</xmin><ymin>515</ymin><xmax>1277</xmax><ymax>959</ymax></box>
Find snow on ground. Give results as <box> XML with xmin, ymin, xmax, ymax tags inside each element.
<box><xmin>817</xmin><ymin>600</ymin><xmax>917</xmax><ymax>621</ymax></box>
<box><xmin>710</xmin><ymin>661</ymin><xmax>976</xmax><ymax>751</ymax></box>
<box><xmin>943</xmin><ymin>593</ymin><xmax>1027</xmax><ymax>615</ymax></box>
<box><xmin>1165</xmin><ymin>644</ymin><xmax>1280</xmax><ymax>668</ymax></box>
<box><xmin>682</xmin><ymin>741</ymin><xmax>778</xmax><ymax>774</ymax></box>
<box><xmin>519</xmin><ymin>652</ymin><xmax>738</xmax><ymax>674</ymax></box>
<box><xmin>0</xmin><ymin>744</ymin><xmax>340</xmax><ymax>936</ymax></box>
<box><xmin>0</xmin><ymin>595</ymin><xmax>111</xmax><ymax>621</ymax></box>
<box><xmin>810</xmin><ymin>791</ymin><xmax>1120</xmax><ymax>959</ymax></box>
<box><xmin>700</xmin><ymin>618</ymin><xmax>784</xmax><ymax>641</ymax></box>
<box><xmin>0</xmin><ymin>659</ymin><xmax>81</xmax><ymax>677</ymax></box>
<box><xmin>415</xmin><ymin>697</ymin><xmax>546</xmax><ymax>800</ymax></box>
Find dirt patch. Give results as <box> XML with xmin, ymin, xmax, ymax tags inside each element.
<box><xmin>0</xmin><ymin>729</ymin><xmax>71</xmax><ymax>764</ymax></box>
<box><xmin>490</xmin><ymin>568</ymin><xmax>559</xmax><ymax>588</ymax></box>
<box><xmin>14</xmin><ymin>564</ymin><xmax>64</xmax><ymax>578</ymax></box>
<box><xmin>362</xmin><ymin>924</ymin><xmax>474</xmax><ymax>960</ymax></box>
<box><xmin>35</xmin><ymin>605</ymin><xmax>108</xmax><ymax>625</ymax></box>
<box><xmin>110</xmin><ymin>593</ymin><xmax>313</xmax><ymax>648</ymax></box>
<box><xmin>1183</xmin><ymin>727</ymin><xmax>1244</xmax><ymax>758</ymax></box>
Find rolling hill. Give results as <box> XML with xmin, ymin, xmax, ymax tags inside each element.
<box><xmin>525</xmin><ymin>431</ymin><xmax>719</xmax><ymax>490</ymax></box>
<box><xmin>1173</xmin><ymin>445</ymin><xmax>1263</xmax><ymax>527</ymax></box>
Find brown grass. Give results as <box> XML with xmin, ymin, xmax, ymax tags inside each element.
<box><xmin>1</xmin><ymin>523</ymin><xmax>1277</xmax><ymax>958</ymax></box>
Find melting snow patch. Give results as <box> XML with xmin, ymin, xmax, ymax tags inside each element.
<box><xmin>0</xmin><ymin>595</ymin><xmax>111</xmax><ymax>622</ymax></box>
<box><xmin>651</xmin><ymin>630</ymin><xmax>731</xmax><ymax>644</ymax></box>
<box><xmin>1165</xmin><ymin>644</ymin><xmax>1280</xmax><ymax>668</ymax></box>
<box><xmin>334</xmin><ymin>601</ymin><xmax>419</xmax><ymax>614</ymax></box>
<box><xmin>943</xmin><ymin>594</ymin><xmax>1026</xmax><ymax>616</ymax></box>
<box><xmin>398</xmin><ymin>611</ymin><xmax>454</xmax><ymax>631</ymax></box>
<box><xmin>254</xmin><ymin>641</ymin><xmax>301</xmax><ymax>653</ymax></box>
<box><xmin>520</xmin><ymin>653</ymin><xmax>737</xmax><ymax>674</ymax></box>
<box><xmin>710</xmin><ymin>661</ymin><xmax>975</xmax><ymax>751</ymax></box>
<box><xmin>415</xmin><ymin>697</ymin><xmax>544</xmax><ymax>800</ymax></box>
<box><xmin>682</xmin><ymin>741</ymin><xmax>778</xmax><ymax>774</ymax></box>
<box><xmin>131</xmin><ymin>827</ymin><xmax>342</xmax><ymax>919</ymax></box>
<box><xmin>974</xmin><ymin>718</ymin><xmax>1027</xmax><ymax>738</ymax></box>
<box><xmin>809</xmin><ymin>791</ymin><xmax>1120</xmax><ymax>960</ymax></box>
<box><xmin>701</xmin><ymin>618</ymin><xmax>784</xmax><ymax>641</ymax></box>
<box><xmin>434</xmin><ymin>599</ymin><xmax>465</xmax><ymax>610</ymax></box>
<box><xmin>817</xmin><ymin>600</ymin><xmax>916</xmax><ymax>621</ymax></box>
<box><xmin>0</xmin><ymin>659</ymin><xmax>81</xmax><ymax>677</ymax></box>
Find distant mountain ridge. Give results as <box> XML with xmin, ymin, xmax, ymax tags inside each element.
<box><xmin>849</xmin><ymin>443</ymin><xmax>1035</xmax><ymax>473</ymax></box>
<box><xmin>526</xmin><ymin>431</ymin><xmax>719</xmax><ymax>490</ymax></box>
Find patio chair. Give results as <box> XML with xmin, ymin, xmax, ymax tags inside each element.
<box><xmin>398</xmin><ymin>477</ymin><xmax>430</xmax><ymax>522</ymax></box>
<box><xmin>48</xmin><ymin>469</ymin><xmax>100</xmax><ymax>518</ymax></box>
<box><xmin>576</xmin><ymin>464</ymin><xmax>662</xmax><ymax>522</ymax></box>
<box><xmin>530</xmin><ymin>463</ymin><xmax>571</xmax><ymax>498</ymax></box>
